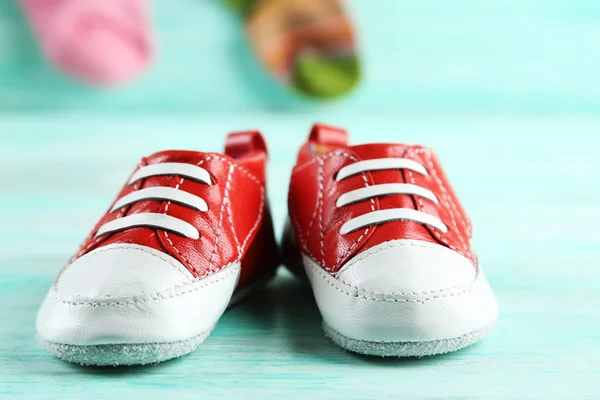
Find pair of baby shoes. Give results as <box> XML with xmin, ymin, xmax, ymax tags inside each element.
<box><xmin>36</xmin><ymin>124</ymin><xmax>498</xmax><ymax>366</ymax></box>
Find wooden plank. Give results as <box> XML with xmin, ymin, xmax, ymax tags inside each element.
<box><xmin>0</xmin><ymin>115</ymin><xmax>598</xmax><ymax>398</ymax></box>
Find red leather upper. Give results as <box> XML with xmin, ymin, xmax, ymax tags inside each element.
<box><xmin>288</xmin><ymin>124</ymin><xmax>475</xmax><ymax>274</ymax></box>
<box><xmin>67</xmin><ymin>131</ymin><xmax>279</xmax><ymax>287</ymax></box>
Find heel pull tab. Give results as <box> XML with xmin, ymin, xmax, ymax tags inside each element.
<box><xmin>225</xmin><ymin>130</ymin><xmax>268</xmax><ymax>159</ymax></box>
<box><xmin>309</xmin><ymin>123</ymin><xmax>348</xmax><ymax>147</ymax></box>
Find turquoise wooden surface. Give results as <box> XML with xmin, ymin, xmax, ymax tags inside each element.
<box><xmin>1</xmin><ymin>116</ymin><xmax>599</xmax><ymax>399</ymax></box>
<box><xmin>1</xmin><ymin>0</ymin><xmax>600</xmax><ymax>398</ymax></box>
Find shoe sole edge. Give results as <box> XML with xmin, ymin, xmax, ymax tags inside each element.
<box><xmin>40</xmin><ymin>327</ymin><xmax>214</xmax><ymax>366</ymax></box>
<box><xmin>37</xmin><ymin>268</ymin><xmax>276</xmax><ymax>366</ymax></box>
<box><xmin>323</xmin><ymin>320</ymin><xmax>496</xmax><ymax>357</ymax></box>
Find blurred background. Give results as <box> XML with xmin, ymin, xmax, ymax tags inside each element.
<box><xmin>1</xmin><ymin>1</ymin><xmax>599</xmax><ymax>398</ymax></box>
<box><xmin>1</xmin><ymin>0</ymin><xmax>599</xmax><ymax>113</ymax></box>
<box><xmin>1</xmin><ymin>0</ymin><xmax>598</xmax><ymax>242</ymax></box>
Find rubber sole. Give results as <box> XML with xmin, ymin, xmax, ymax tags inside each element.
<box><xmin>323</xmin><ymin>320</ymin><xmax>496</xmax><ymax>357</ymax></box>
<box><xmin>39</xmin><ymin>272</ymin><xmax>275</xmax><ymax>367</ymax></box>
<box><xmin>41</xmin><ymin>328</ymin><xmax>213</xmax><ymax>366</ymax></box>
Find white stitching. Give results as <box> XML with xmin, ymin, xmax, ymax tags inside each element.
<box><xmin>50</xmin><ymin>263</ymin><xmax>240</xmax><ymax>307</ymax></box>
<box><xmin>73</xmin><ymin>239</ymin><xmax>99</xmax><ymax>261</ymax></box>
<box><xmin>422</xmin><ymin>149</ymin><xmax>472</xmax><ymax>237</ymax></box>
<box><xmin>158</xmin><ymin>156</ymin><xmax>263</xmax><ymax>273</ymax></box>
<box><xmin>240</xmin><ymin>188</ymin><xmax>265</xmax><ymax>255</ymax></box>
<box><xmin>302</xmin><ymin>175</ymin><xmax>321</xmax><ymax>250</ymax></box>
<box><xmin>160</xmin><ymin>158</ymin><xmax>211</xmax><ymax>267</ymax></box>
<box><xmin>162</xmin><ymin>176</ymin><xmax>191</xmax><ymax>266</ymax></box>
<box><xmin>203</xmin><ymin>155</ymin><xmax>262</xmax><ymax>185</ymax></box>
<box><xmin>317</xmin><ymin>160</ymin><xmax>326</xmax><ymax>265</ymax></box>
<box><xmin>200</xmin><ymin>155</ymin><xmax>265</xmax><ymax>264</ymax></box>
<box><xmin>306</xmin><ymin>259</ymin><xmax>473</xmax><ymax>304</ymax></box>
<box><xmin>224</xmin><ymin>166</ymin><xmax>242</xmax><ymax>260</ymax></box>
<box><xmin>337</xmin><ymin>240</ymin><xmax>475</xmax><ymax>290</ymax></box>
<box><xmin>209</xmin><ymin>165</ymin><xmax>234</xmax><ymax>270</ymax></box>
<box><xmin>291</xmin><ymin>150</ymin><xmax>349</xmax><ymax>175</ymax></box>
<box><xmin>333</xmin><ymin>154</ymin><xmax>375</xmax><ymax>270</ymax></box>
<box><xmin>292</xmin><ymin>151</ymin><xmax>373</xmax><ymax>271</ymax></box>
<box><xmin>289</xmin><ymin>209</ymin><xmax>302</xmax><ymax>249</ymax></box>
<box><xmin>405</xmin><ymin>149</ymin><xmax>468</xmax><ymax>260</ymax></box>
<box><xmin>70</xmin><ymin>155</ymin><xmax>264</xmax><ymax>279</ymax></box>
<box><xmin>414</xmin><ymin>148</ymin><xmax>472</xmax><ymax>260</ymax></box>
<box><xmin>74</xmin><ymin>244</ymin><xmax>193</xmax><ymax>282</ymax></box>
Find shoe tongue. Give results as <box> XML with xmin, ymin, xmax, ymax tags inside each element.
<box><xmin>348</xmin><ymin>143</ymin><xmax>410</xmax><ymax>160</ymax></box>
<box><xmin>346</xmin><ymin>143</ymin><xmax>421</xmax><ymax>216</ymax></box>
<box><xmin>146</xmin><ymin>150</ymin><xmax>209</xmax><ymax>164</ymax></box>
<box><xmin>347</xmin><ymin>143</ymin><xmax>413</xmax><ymax>189</ymax></box>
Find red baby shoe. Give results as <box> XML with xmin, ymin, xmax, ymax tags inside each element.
<box><xmin>283</xmin><ymin>124</ymin><xmax>498</xmax><ymax>356</ymax></box>
<box><xmin>37</xmin><ymin>131</ymin><xmax>279</xmax><ymax>366</ymax></box>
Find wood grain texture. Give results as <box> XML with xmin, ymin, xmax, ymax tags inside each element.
<box><xmin>0</xmin><ymin>115</ymin><xmax>598</xmax><ymax>399</ymax></box>
<box><xmin>1</xmin><ymin>0</ymin><xmax>599</xmax><ymax>397</ymax></box>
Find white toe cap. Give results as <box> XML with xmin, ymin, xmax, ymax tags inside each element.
<box><xmin>304</xmin><ymin>240</ymin><xmax>498</xmax><ymax>343</ymax></box>
<box><xmin>337</xmin><ymin>239</ymin><xmax>476</xmax><ymax>294</ymax></box>
<box><xmin>53</xmin><ymin>243</ymin><xmax>194</xmax><ymax>301</ymax></box>
<box><xmin>37</xmin><ymin>244</ymin><xmax>240</xmax><ymax>346</ymax></box>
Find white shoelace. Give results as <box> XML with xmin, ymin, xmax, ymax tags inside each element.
<box><xmin>336</xmin><ymin>158</ymin><xmax>448</xmax><ymax>234</ymax></box>
<box><xmin>95</xmin><ymin>163</ymin><xmax>211</xmax><ymax>240</ymax></box>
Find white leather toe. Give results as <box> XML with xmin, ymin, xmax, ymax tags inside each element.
<box><xmin>54</xmin><ymin>243</ymin><xmax>194</xmax><ymax>301</ymax></box>
<box><xmin>304</xmin><ymin>240</ymin><xmax>498</xmax><ymax>343</ymax></box>
<box><xmin>336</xmin><ymin>239</ymin><xmax>476</xmax><ymax>294</ymax></box>
<box><xmin>37</xmin><ymin>244</ymin><xmax>240</xmax><ymax>346</ymax></box>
